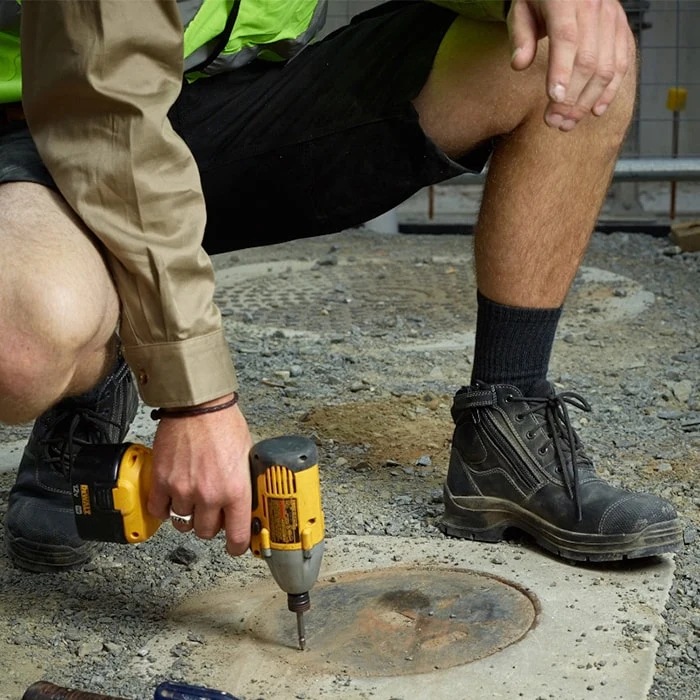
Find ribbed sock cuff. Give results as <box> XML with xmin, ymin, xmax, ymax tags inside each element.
<box><xmin>470</xmin><ymin>291</ymin><xmax>562</xmax><ymax>394</ymax></box>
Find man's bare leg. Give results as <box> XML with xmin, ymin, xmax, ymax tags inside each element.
<box><xmin>411</xmin><ymin>17</ymin><xmax>681</xmax><ymax>561</ymax></box>
<box><xmin>414</xmin><ymin>16</ymin><xmax>636</xmax><ymax>391</ymax></box>
<box><xmin>0</xmin><ymin>182</ymin><xmax>119</xmax><ymax>424</ymax></box>
<box><xmin>414</xmin><ymin>18</ymin><xmax>635</xmax><ymax>309</ymax></box>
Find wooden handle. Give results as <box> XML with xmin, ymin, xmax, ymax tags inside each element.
<box><xmin>23</xmin><ymin>682</ymin><xmax>129</xmax><ymax>700</ymax></box>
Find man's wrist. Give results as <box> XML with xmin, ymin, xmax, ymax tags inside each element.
<box><xmin>151</xmin><ymin>392</ymin><xmax>239</xmax><ymax>420</ymax></box>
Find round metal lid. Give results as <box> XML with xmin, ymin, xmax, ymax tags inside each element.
<box><xmin>249</xmin><ymin>566</ymin><xmax>539</xmax><ymax>676</ymax></box>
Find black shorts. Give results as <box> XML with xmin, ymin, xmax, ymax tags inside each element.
<box><xmin>0</xmin><ymin>1</ymin><xmax>492</xmax><ymax>254</ymax></box>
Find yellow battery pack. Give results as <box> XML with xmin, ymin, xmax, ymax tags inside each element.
<box><xmin>71</xmin><ymin>443</ymin><xmax>162</xmax><ymax>544</ymax></box>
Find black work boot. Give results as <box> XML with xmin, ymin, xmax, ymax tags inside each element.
<box><xmin>4</xmin><ymin>356</ymin><xmax>138</xmax><ymax>571</ymax></box>
<box><xmin>441</xmin><ymin>381</ymin><xmax>682</xmax><ymax>562</ymax></box>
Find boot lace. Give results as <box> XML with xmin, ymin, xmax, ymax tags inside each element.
<box><xmin>510</xmin><ymin>390</ymin><xmax>592</xmax><ymax>522</ymax></box>
<box><xmin>40</xmin><ymin>401</ymin><xmax>120</xmax><ymax>475</ymax></box>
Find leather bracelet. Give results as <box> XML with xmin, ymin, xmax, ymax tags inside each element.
<box><xmin>151</xmin><ymin>392</ymin><xmax>239</xmax><ymax>420</ymax></box>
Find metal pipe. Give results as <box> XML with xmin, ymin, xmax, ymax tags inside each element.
<box><xmin>447</xmin><ymin>158</ymin><xmax>700</xmax><ymax>185</ymax></box>
<box><xmin>670</xmin><ymin>112</ymin><xmax>681</xmax><ymax>219</ymax></box>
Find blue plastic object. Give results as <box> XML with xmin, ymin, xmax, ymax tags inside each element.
<box><xmin>154</xmin><ymin>681</ymin><xmax>239</xmax><ymax>700</ymax></box>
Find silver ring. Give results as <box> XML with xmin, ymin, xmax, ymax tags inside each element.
<box><xmin>169</xmin><ymin>509</ymin><xmax>193</xmax><ymax>525</ymax></box>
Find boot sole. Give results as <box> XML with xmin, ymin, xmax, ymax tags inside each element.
<box><xmin>440</xmin><ymin>485</ymin><xmax>683</xmax><ymax>562</ymax></box>
<box><xmin>5</xmin><ymin>526</ymin><xmax>97</xmax><ymax>573</ymax></box>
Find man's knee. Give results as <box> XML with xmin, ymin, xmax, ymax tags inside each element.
<box><xmin>415</xmin><ymin>16</ymin><xmax>533</xmax><ymax>155</ymax></box>
<box><xmin>0</xmin><ymin>275</ymin><xmax>100</xmax><ymax>422</ymax></box>
<box><xmin>0</xmin><ymin>185</ymin><xmax>120</xmax><ymax>422</ymax></box>
<box><xmin>417</xmin><ymin>13</ymin><xmax>639</xmax><ymax>155</ymax></box>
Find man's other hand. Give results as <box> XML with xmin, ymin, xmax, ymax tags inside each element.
<box><xmin>507</xmin><ymin>0</ymin><xmax>634</xmax><ymax>130</ymax></box>
<box><xmin>148</xmin><ymin>395</ymin><xmax>254</xmax><ymax>556</ymax></box>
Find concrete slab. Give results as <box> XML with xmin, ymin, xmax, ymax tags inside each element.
<box><xmin>144</xmin><ymin>536</ymin><xmax>674</xmax><ymax>700</ymax></box>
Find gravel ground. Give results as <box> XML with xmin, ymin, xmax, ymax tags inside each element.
<box><xmin>0</xmin><ymin>228</ymin><xmax>698</xmax><ymax>699</ymax></box>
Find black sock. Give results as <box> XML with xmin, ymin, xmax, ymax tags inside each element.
<box><xmin>470</xmin><ymin>291</ymin><xmax>562</xmax><ymax>394</ymax></box>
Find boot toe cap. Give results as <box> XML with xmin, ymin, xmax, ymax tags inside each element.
<box><xmin>599</xmin><ymin>492</ymin><xmax>678</xmax><ymax>536</ymax></box>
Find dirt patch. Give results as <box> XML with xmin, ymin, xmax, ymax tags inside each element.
<box><xmin>643</xmin><ymin>451</ymin><xmax>700</xmax><ymax>525</ymax></box>
<box><xmin>300</xmin><ymin>394</ymin><xmax>454</xmax><ymax>469</ymax></box>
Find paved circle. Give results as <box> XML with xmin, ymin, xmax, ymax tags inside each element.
<box><xmin>215</xmin><ymin>258</ymin><xmax>653</xmax><ymax>340</ymax></box>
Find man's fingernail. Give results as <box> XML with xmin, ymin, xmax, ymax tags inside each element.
<box><xmin>594</xmin><ymin>103</ymin><xmax>608</xmax><ymax>116</ymax></box>
<box><xmin>560</xmin><ymin>119</ymin><xmax>577</xmax><ymax>132</ymax></box>
<box><xmin>511</xmin><ymin>47</ymin><xmax>521</xmax><ymax>63</ymax></box>
<box><xmin>547</xmin><ymin>113</ymin><xmax>564</xmax><ymax>128</ymax></box>
<box><xmin>550</xmin><ymin>84</ymin><xmax>566</xmax><ymax>103</ymax></box>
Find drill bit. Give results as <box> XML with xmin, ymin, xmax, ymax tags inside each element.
<box><xmin>296</xmin><ymin>611</ymin><xmax>306</xmax><ymax>650</ymax></box>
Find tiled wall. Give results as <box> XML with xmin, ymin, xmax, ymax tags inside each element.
<box><xmin>637</xmin><ymin>1</ymin><xmax>700</xmax><ymax>156</ymax></box>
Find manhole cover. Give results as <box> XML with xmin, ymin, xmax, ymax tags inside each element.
<box><xmin>216</xmin><ymin>258</ymin><xmax>477</xmax><ymax>336</ymax></box>
<box><xmin>249</xmin><ymin>566</ymin><xmax>538</xmax><ymax>676</ymax></box>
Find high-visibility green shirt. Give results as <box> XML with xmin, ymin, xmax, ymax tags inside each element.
<box><xmin>1</xmin><ymin>1</ymin><xmax>507</xmax><ymax>104</ymax></box>
<box><xmin>1</xmin><ymin>0</ymin><xmax>332</xmax><ymax>104</ymax></box>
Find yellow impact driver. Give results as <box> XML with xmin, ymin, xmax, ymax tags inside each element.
<box><xmin>69</xmin><ymin>436</ymin><xmax>324</xmax><ymax>650</ymax></box>
<box><xmin>249</xmin><ymin>436</ymin><xmax>325</xmax><ymax>650</ymax></box>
